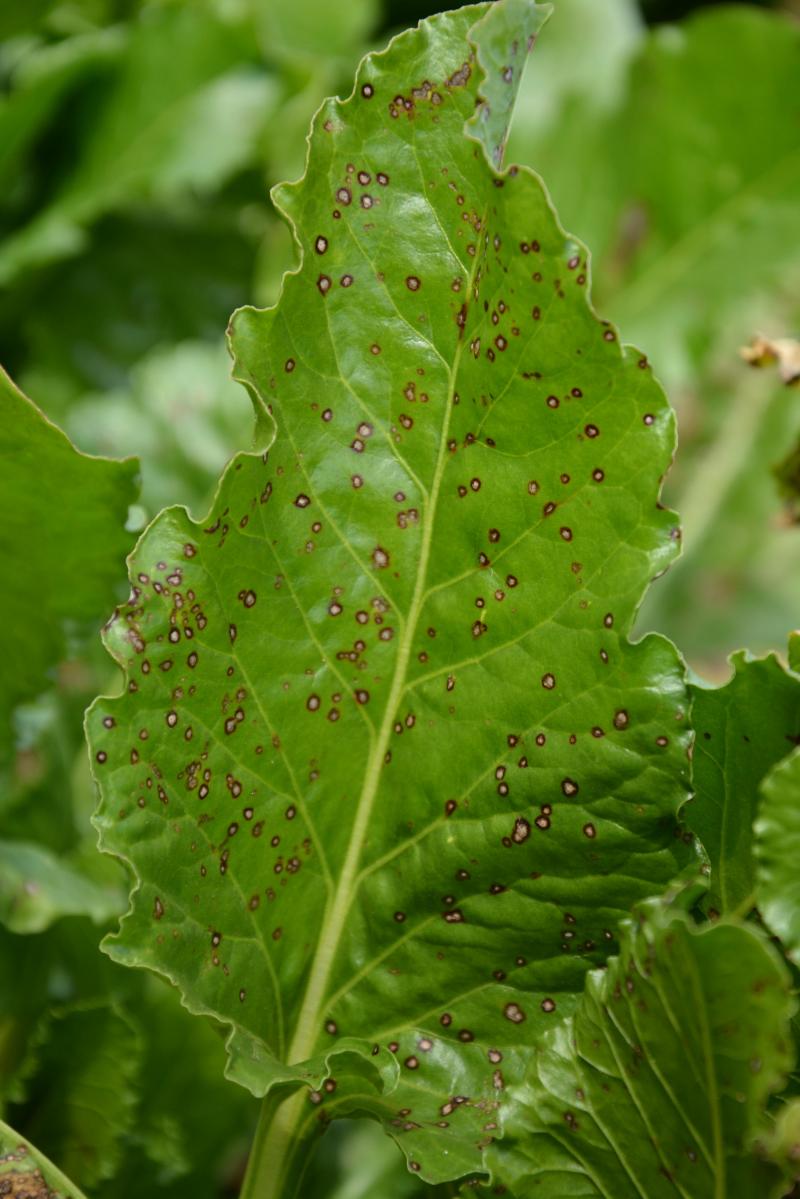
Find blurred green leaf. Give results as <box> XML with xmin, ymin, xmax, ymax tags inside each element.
<box><xmin>0</xmin><ymin>842</ymin><xmax>123</xmax><ymax>935</ymax></box>
<box><xmin>488</xmin><ymin>902</ymin><xmax>795</xmax><ymax>1198</ymax></box>
<box><xmin>689</xmin><ymin>649</ymin><xmax>800</xmax><ymax>916</ymax></box>
<box><xmin>0</xmin><ymin>26</ymin><xmax>126</xmax><ymax>189</ymax></box>
<box><xmin>0</xmin><ymin>5</ymin><xmax>278</xmax><ymax>284</ymax></box>
<box><xmin>0</xmin><ymin>369</ymin><xmax>137</xmax><ymax>767</ymax></box>
<box><xmin>9</xmin><ymin>1004</ymin><xmax>141</xmax><ymax>1189</ymax></box>
<box><xmin>253</xmin><ymin>0</ymin><xmax>378</xmax><ymax>67</ymax></box>
<box><xmin>3</xmin><ymin>208</ymin><xmax>258</xmax><ymax>395</ymax></box>
<box><xmin>63</xmin><ymin>339</ymin><xmax>254</xmax><ymax>519</ymax></box>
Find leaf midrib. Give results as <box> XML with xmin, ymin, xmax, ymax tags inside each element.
<box><xmin>284</xmin><ymin>214</ymin><xmax>483</xmax><ymax>1068</ymax></box>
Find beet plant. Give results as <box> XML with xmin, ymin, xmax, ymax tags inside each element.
<box><xmin>1</xmin><ymin>1</ymin><xmax>799</xmax><ymax>1197</ymax></box>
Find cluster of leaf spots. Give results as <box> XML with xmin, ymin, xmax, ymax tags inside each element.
<box><xmin>89</xmin><ymin>0</ymin><xmax>693</xmax><ymax>1184</ymax></box>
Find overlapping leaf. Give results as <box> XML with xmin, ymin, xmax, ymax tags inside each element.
<box><xmin>89</xmin><ymin>0</ymin><xmax>693</xmax><ymax>1184</ymax></box>
<box><xmin>487</xmin><ymin>901</ymin><xmax>795</xmax><ymax>1198</ymax></box>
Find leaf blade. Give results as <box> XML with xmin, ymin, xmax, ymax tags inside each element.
<box><xmin>89</xmin><ymin>0</ymin><xmax>693</xmax><ymax>1180</ymax></box>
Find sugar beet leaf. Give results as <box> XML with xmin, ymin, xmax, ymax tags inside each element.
<box><xmin>88</xmin><ymin>1</ymin><xmax>694</xmax><ymax>1192</ymax></box>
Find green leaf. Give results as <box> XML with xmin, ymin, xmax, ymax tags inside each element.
<box><xmin>689</xmin><ymin>650</ymin><xmax>800</xmax><ymax>917</ymax></box>
<box><xmin>756</xmin><ymin>746</ymin><xmax>800</xmax><ymax>965</ymax></box>
<box><xmin>488</xmin><ymin>902</ymin><xmax>795</xmax><ymax>1199</ymax></box>
<box><xmin>0</xmin><ymin>369</ymin><xmax>138</xmax><ymax>766</ymax></box>
<box><xmin>7</xmin><ymin>1004</ymin><xmax>141</xmax><ymax>1190</ymax></box>
<box><xmin>0</xmin><ymin>26</ymin><xmax>126</xmax><ymax>191</ymax></box>
<box><xmin>0</xmin><ymin>842</ymin><xmax>123</xmax><ymax>934</ymax></box>
<box><xmin>0</xmin><ymin>1117</ymin><xmax>89</xmax><ymax>1199</ymax></box>
<box><xmin>88</xmin><ymin>0</ymin><xmax>693</xmax><ymax>1185</ymax></box>
<box><xmin>252</xmin><ymin>0</ymin><xmax>378</xmax><ymax>68</ymax></box>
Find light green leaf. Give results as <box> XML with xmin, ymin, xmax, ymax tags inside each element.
<box><xmin>689</xmin><ymin>649</ymin><xmax>800</xmax><ymax>917</ymax></box>
<box><xmin>0</xmin><ymin>842</ymin><xmax>123</xmax><ymax>934</ymax></box>
<box><xmin>756</xmin><ymin>746</ymin><xmax>800</xmax><ymax>965</ymax></box>
<box><xmin>0</xmin><ymin>1117</ymin><xmax>89</xmax><ymax>1199</ymax></box>
<box><xmin>0</xmin><ymin>369</ymin><xmax>138</xmax><ymax>766</ymax></box>
<box><xmin>8</xmin><ymin>1005</ymin><xmax>141</xmax><ymax>1189</ymax></box>
<box><xmin>253</xmin><ymin>0</ymin><xmax>377</xmax><ymax>68</ymax></box>
<box><xmin>88</xmin><ymin>0</ymin><xmax>692</xmax><ymax>1185</ymax></box>
<box><xmin>489</xmin><ymin>903</ymin><xmax>795</xmax><ymax>1199</ymax></box>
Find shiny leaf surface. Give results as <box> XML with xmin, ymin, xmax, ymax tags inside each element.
<box><xmin>88</xmin><ymin>0</ymin><xmax>692</xmax><ymax>1183</ymax></box>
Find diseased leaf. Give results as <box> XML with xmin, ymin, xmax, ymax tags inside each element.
<box><xmin>88</xmin><ymin>0</ymin><xmax>693</xmax><ymax>1184</ymax></box>
<box><xmin>0</xmin><ymin>369</ymin><xmax>138</xmax><ymax>766</ymax></box>
<box><xmin>487</xmin><ymin>902</ymin><xmax>795</xmax><ymax>1199</ymax></box>
<box><xmin>689</xmin><ymin>650</ymin><xmax>800</xmax><ymax>916</ymax></box>
<box><xmin>8</xmin><ymin>1005</ymin><xmax>141</xmax><ymax>1190</ymax></box>
<box><xmin>756</xmin><ymin>746</ymin><xmax>800</xmax><ymax>965</ymax></box>
<box><xmin>0</xmin><ymin>1118</ymin><xmax>88</xmax><ymax>1199</ymax></box>
<box><xmin>0</xmin><ymin>842</ymin><xmax>123</xmax><ymax>934</ymax></box>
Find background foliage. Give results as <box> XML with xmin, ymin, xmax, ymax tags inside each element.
<box><xmin>1</xmin><ymin>0</ymin><xmax>799</xmax><ymax>1195</ymax></box>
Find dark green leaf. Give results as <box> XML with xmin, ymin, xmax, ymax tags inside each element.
<box><xmin>7</xmin><ymin>1004</ymin><xmax>141</xmax><ymax>1189</ymax></box>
